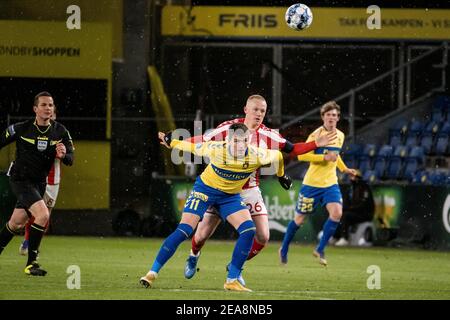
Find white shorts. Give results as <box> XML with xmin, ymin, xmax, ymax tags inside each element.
<box><xmin>43</xmin><ymin>184</ymin><xmax>60</xmax><ymax>208</ymax></box>
<box><xmin>206</xmin><ymin>187</ymin><xmax>268</xmax><ymax>217</ymax></box>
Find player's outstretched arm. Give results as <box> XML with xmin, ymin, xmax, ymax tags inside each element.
<box><xmin>158</xmin><ymin>131</ymin><xmax>209</xmax><ymax>157</ymax></box>
<box><xmin>296</xmin><ymin>128</ymin><xmax>338</xmax><ymax>162</ymax></box>
<box><xmin>289</xmin><ymin>130</ymin><xmax>337</xmax><ymax>156</ymax></box>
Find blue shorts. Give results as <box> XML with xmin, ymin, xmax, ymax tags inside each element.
<box><xmin>295</xmin><ymin>184</ymin><xmax>342</xmax><ymax>214</ymax></box>
<box><xmin>183</xmin><ymin>177</ymin><xmax>247</xmax><ymax>220</ymax></box>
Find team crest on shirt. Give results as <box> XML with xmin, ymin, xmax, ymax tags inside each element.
<box><xmin>37</xmin><ymin>138</ymin><xmax>48</xmax><ymax>151</ymax></box>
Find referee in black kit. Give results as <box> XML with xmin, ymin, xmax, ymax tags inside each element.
<box><xmin>0</xmin><ymin>91</ymin><xmax>74</xmax><ymax>276</ymax></box>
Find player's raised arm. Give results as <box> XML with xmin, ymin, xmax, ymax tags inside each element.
<box><xmin>286</xmin><ymin>129</ymin><xmax>337</xmax><ymax>156</ymax></box>
<box><xmin>158</xmin><ymin>131</ymin><xmax>209</xmax><ymax>157</ymax></box>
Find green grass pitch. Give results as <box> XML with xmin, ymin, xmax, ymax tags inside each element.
<box><xmin>1</xmin><ymin>236</ymin><xmax>449</xmax><ymax>300</ymax></box>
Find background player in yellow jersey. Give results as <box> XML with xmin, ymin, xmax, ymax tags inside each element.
<box><xmin>140</xmin><ymin>123</ymin><xmax>286</xmax><ymax>292</ymax></box>
<box><xmin>279</xmin><ymin>101</ymin><xmax>357</xmax><ymax>266</ymax></box>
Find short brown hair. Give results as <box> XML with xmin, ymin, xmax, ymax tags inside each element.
<box><xmin>34</xmin><ymin>91</ymin><xmax>53</xmax><ymax>106</ymax></box>
<box><xmin>320</xmin><ymin>101</ymin><xmax>340</xmax><ymax>116</ymax></box>
<box><xmin>228</xmin><ymin>123</ymin><xmax>249</xmax><ymax>138</ymax></box>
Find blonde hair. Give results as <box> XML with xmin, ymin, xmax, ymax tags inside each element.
<box><xmin>246</xmin><ymin>94</ymin><xmax>266</xmax><ymax>103</ymax></box>
<box><xmin>320</xmin><ymin>101</ymin><xmax>341</xmax><ymax>116</ymax></box>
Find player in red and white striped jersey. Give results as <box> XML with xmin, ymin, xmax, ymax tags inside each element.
<box><xmin>184</xmin><ymin>95</ymin><xmax>336</xmax><ymax>285</ymax></box>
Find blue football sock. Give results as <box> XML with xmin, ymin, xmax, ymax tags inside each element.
<box><xmin>151</xmin><ymin>223</ymin><xmax>193</xmax><ymax>273</ymax></box>
<box><xmin>316</xmin><ymin>218</ymin><xmax>339</xmax><ymax>254</ymax></box>
<box><xmin>227</xmin><ymin>220</ymin><xmax>256</xmax><ymax>280</ymax></box>
<box><xmin>280</xmin><ymin>220</ymin><xmax>300</xmax><ymax>257</ymax></box>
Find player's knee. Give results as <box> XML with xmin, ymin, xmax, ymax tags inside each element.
<box><xmin>31</xmin><ymin>203</ymin><xmax>50</xmax><ymax>221</ymax></box>
<box><xmin>34</xmin><ymin>212</ymin><xmax>49</xmax><ymax>226</ymax></box>
<box><xmin>195</xmin><ymin>227</ymin><xmax>211</xmax><ymax>243</ymax></box>
<box><xmin>195</xmin><ymin>234</ymin><xmax>209</xmax><ymax>247</ymax></box>
<box><xmin>294</xmin><ymin>214</ymin><xmax>306</xmax><ymax>225</ymax></box>
<box><xmin>255</xmin><ymin>230</ymin><xmax>269</xmax><ymax>245</ymax></box>
<box><xmin>8</xmin><ymin>220</ymin><xmax>24</xmax><ymax>232</ymax></box>
<box><xmin>330</xmin><ymin>210</ymin><xmax>342</xmax><ymax>221</ymax></box>
<box><xmin>177</xmin><ymin>223</ymin><xmax>194</xmax><ymax>240</ymax></box>
<box><xmin>237</xmin><ymin>220</ymin><xmax>256</xmax><ymax>239</ymax></box>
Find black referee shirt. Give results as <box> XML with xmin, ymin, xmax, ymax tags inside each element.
<box><xmin>0</xmin><ymin>119</ymin><xmax>74</xmax><ymax>183</ymax></box>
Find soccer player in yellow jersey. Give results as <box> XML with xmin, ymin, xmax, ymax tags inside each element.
<box><xmin>140</xmin><ymin>123</ymin><xmax>286</xmax><ymax>292</ymax></box>
<box><xmin>279</xmin><ymin>101</ymin><xmax>357</xmax><ymax>266</ymax></box>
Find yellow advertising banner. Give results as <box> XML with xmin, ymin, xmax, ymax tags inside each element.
<box><xmin>0</xmin><ymin>20</ymin><xmax>111</xmax><ymax>78</ymax></box>
<box><xmin>58</xmin><ymin>141</ymin><xmax>111</xmax><ymax>210</ymax></box>
<box><xmin>162</xmin><ymin>6</ymin><xmax>450</xmax><ymax>40</ymax></box>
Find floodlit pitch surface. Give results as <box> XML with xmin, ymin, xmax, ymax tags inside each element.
<box><xmin>1</xmin><ymin>236</ymin><xmax>449</xmax><ymax>300</ymax></box>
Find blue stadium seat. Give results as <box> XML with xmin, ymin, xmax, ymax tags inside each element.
<box><xmin>429</xmin><ymin>171</ymin><xmax>447</xmax><ymax>186</ymax></box>
<box><xmin>385</xmin><ymin>157</ymin><xmax>403</xmax><ymax>180</ymax></box>
<box><xmin>343</xmin><ymin>155</ymin><xmax>357</xmax><ymax>169</ymax></box>
<box><xmin>373</xmin><ymin>157</ymin><xmax>387</xmax><ymax>178</ymax></box>
<box><xmin>405</xmin><ymin>133</ymin><xmax>418</xmax><ymax>147</ymax></box>
<box><xmin>356</xmin><ymin>144</ymin><xmax>377</xmax><ymax>173</ymax></box>
<box><xmin>424</xmin><ymin>121</ymin><xmax>440</xmax><ymax>134</ymax></box>
<box><xmin>393</xmin><ymin>145</ymin><xmax>409</xmax><ymax>158</ymax></box>
<box><xmin>358</xmin><ymin>156</ymin><xmax>372</xmax><ymax>173</ymax></box>
<box><xmin>389</xmin><ymin>119</ymin><xmax>408</xmax><ymax>136</ymax></box>
<box><xmin>402</xmin><ymin>158</ymin><xmax>420</xmax><ymax>180</ymax></box>
<box><xmin>408</xmin><ymin>146</ymin><xmax>425</xmax><ymax>164</ymax></box>
<box><xmin>372</xmin><ymin>145</ymin><xmax>393</xmax><ymax>179</ymax></box>
<box><xmin>411</xmin><ymin>170</ymin><xmax>429</xmax><ymax>184</ymax></box>
<box><xmin>431</xmin><ymin>109</ymin><xmax>445</xmax><ymax>122</ymax></box>
<box><xmin>377</xmin><ymin>144</ymin><xmax>394</xmax><ymax>158</ymax></box>
<box><xmin>389</xmin><ymin>134</ymin><xmax>402</xmax><ymax>147</ymax></box>
<box><xmin>362</xmin><ymin>170</ymin><xmax>377</xmax><ymax>183</ymax></box>
<box><xmin>408</xmin><ymin>119</ymin><xmax>424</xmax><ymax>134</ymax></box>
<box><xmin>435</xmin><ymin>133</ymin><xmax>449</xmax><ymax>155</ymax></box>
<box><xmin>362</xmin><ymin>144</ymin><xmax>377</xmax><ymax>157</ymax></box>
<box><xmin>420</xmin><ymin>132</ymin><xmax>434</xmax><ymax>154</ymax></box>
<box><xmin>440</xmin><ymin>121</ymin><xmax>450</xmax><ymax>134</ymax></box>
<box><xmin>342</xmin><ymin>143</ymin><xmax>362</xmax><ymax>157</ymax></box>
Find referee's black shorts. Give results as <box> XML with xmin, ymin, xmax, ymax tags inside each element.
<box><xmin>9</xmin><ymin>179</ymin><xmax>46</xmax><ymax>213</ymax></box>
